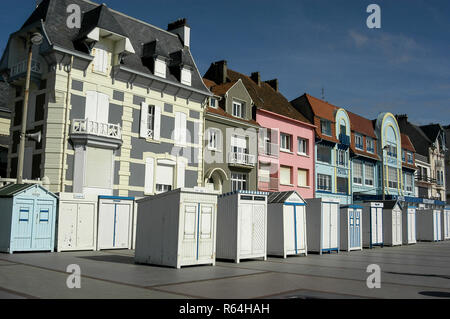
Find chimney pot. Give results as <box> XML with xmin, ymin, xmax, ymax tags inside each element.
<box><xmin>251</xmin><ymin>72</ymin><xmax>261</xmax><ymax>86</ymax></box>
<box><xmin>167</xmin><ymin>18</ymin><xmax>190</xmax><ymax>47</ymax></box>
<box><xmin>214</xmin><ymin>60</ymin><xmax>227</xmax><ymax>84</ymax></box>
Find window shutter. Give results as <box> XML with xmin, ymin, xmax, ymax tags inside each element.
<box><xmin>145</xmin><ymin>157</ymin><xmax>154</xmax><ymax>194</ymax></box>
<box><xmin>298</xmin><ymin>169</ymin><xmax>307</xmax><ymax>187</ymax></box>
<box><xmin>140</xmin><ymin>102</ymin><xmax>149</xmax><ymax>138</ymax></box>
<box><xmin>153</xmin><ymin>105</ymin><xmax>161</xmax><ymax>141</ymax></box>
<box><xmin>177</xmin><ymin>158</ymin><xmax>186</xmax><ymax>188</ymax></box>
<box><xmin>85</xmin><ymin>91</ymin><xmax>98</xmax><ymax>121</ymax></box>
<box><xmin>97</xmin><ymin>93</ymin><xmax>109</xmax><ymax>124</ymax></box>
<box><xmin>280</xmin><ymin>166</ymin><xmax>291</xmax><ymax>185</ymax></box>
<box><xmin>181</xmin><ymin>112</ymin><xmax>187</xmax><ymax>144</ymax></box>
<box><xmin>102</xmin><ymin>49</ymin><xmax>108</xmax><ymax>73</ymax></box>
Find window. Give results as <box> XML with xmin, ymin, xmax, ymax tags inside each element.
<box><xmin>280</xmin><ymin>166</ymin><xmax>292</xmax><ymax>185</ymax></box>
<box><xmin>337</xmin><ymin>177</ymin><xmax>348</xmax><ymax>194</ymax></box>
<box><xmin>402</xmin><ymin>150</ymin><xmax>406</xmax><ymax>162</ymax></box>
<box><xmin>207</xmin><ymin>128</ymin><xmax>221</xmax><ymax>151</ymax></box>
<box><xmin>317</xmin><ymin>144</ymin><xmax>331</xmax><ymax>164</ymax></box>
<box><xmin>297</xmin><ymin>138</ymin><xmax>308</xmax><ymax>156</ymax></box>
<box><xmin>156</xmin><ymin>164</ymin><xmax>174</xmax><ymax>193</ymax></box>
<box><xmin>407</xmin><ymin>152</ymin><xmax>413</xmax><ymax>164</ymax></box>
<box><xmin>85</xmin><ymin>147</ymin><xmax>113</xmax><ymax>190</ymax></box>
<box><xmin>259</xmin><ymin>163</ymin><xmax>271</xmax><ymax>183</ymax></box>
<box><xmin>353</xmin><ymin>161</ymin><xmax>363</xmax><ymax>185</ymax></box>
<box><xmin>365</xmin><ymin>163</ymin><xmax>374</xmax><ymax>186</ymax></box>
<box><xmin>154</xmin><ymin>58</ymin><xmax>166</xmax><ymax>78</ymax></box>
<box><xmin>404</xmin><ymin>173</ymin><xmax>413</xmax><ymax>192</ymax></box>
<box><xmin>231</xmin><ymin>134</ymin><xmax>248</xmax><ymax>154</ymax></box>
<box><xmin>210</xmin><ymin>98</ymin><xmax>217</xmax><ymax>108</ymax></box>
<box><xmin>320</xmin><ymin>119</ymin><xmax>331</xmax><ymax>136</ymax></box>
<box><xmin>340</xmin><ymin>124</ymin><xmax>347</xmax><ymax>135</ymax></box>
<box><xmin>355</xmin><ymin>134</ymin><xmax>364</xmax><ymax>150</ymax></box>
<box><xmin>85</xmin><ymin>91</ymin><xmax>109</xmax><ymax>124</ymax></box>
<box><xmin>232</xmin><ymin>101</ymin><xmax>243</xmax><ymax>118</ymax></box>
<box><xmin>317</xmin><ymin>174</ymin><xmax>332</xmax><ymax>192</ymax></box>
<box><xmin>140</xmin><ymin>103</ymin><xmax>161</xmax><ymax>140</ymax></box>
<box><xmin>280</xmin><ymin>133</ymin><xmax>292</xmax><ymax>152</ymax></box>
<box><xmin>231</xmin><ymin>173</ymin><xmax>247</xmax><ymax>191</ymax></box>
<box><xmin>297</xmin><ymin>169</ymin><xmax>308</xmax><ymax>187</ymax></box>
<box><xmin>337</xmin><ymin>149</ymin><xmax>348</xmax><ymax>167</ymax></box>
<box><xmin>388</xmin><ymin>167</ymin><xmax>398</xmax><ymax>189</ymax></box>
<box><xmin>93</xmin><ymin>46</ymin><xmax>108</xmax><ymax>73</ymax></box>
<box><xmin>181</xmin><ymin>67</ymin><xmax>192</xmax><ymax>86</ymax></box>
<box><xmin>386</xmin><ymin>144</ymin><xmax>397</xmax><ymax>158</ymax></box>
<box><xmin>366</xmin><ymin>138</ymin><xmax>374</xmax><ymax>153</ymax></box>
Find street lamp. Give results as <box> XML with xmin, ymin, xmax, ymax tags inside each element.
<box><xmin>381</xmin><ymin>145</ymin><xmax>389</xmax><ymax>201</ymax></box>
<box><xmin>16</xmin><ymin>32</ymin><xmax>43</xmax><ymax>184</ymax></box>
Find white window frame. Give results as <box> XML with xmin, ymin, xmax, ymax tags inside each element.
<box><xmin>317</xmin><ymin>144</ymin><xmax>332</xmax><ymax>164</ymax></box>
<box><xmin>154</xmin><ymin>58</ymin><xmax>166</xmax><ymax>78</ymax></box>
<box><xmin>232</xmin><ymin>101</ymin><xmax>243</xmax><ymax>118</ymax></box>
<box><xmin>353</xmin><ymin>161</ymin><xmax>363</xmax><ymax>185</ymax></box>
<box><xmin>337</xmin><ymin>149</ymin><xmax>348</xmax><ymax>167</ymax></box>
<box><xmin>364</xmin><ymin>163</ymin><xmax>374</xmax><ymax>186</ymax></box>
<box><xmin>320</xmin><ymin>119</ymin><xmax>331</xmax><ymax>136</ymax></box>
<box><xmin>231</xmin><ymin>173</ymin><xmax>248</xmax><ymax>191</ymax></box>
<box><xmin>317</xmin><ymin>173</ymin><xmax>332</xmax><ymax>192</ymax></box>
<box><xmin>297</xmin><ymin>137</ymin><xmax>308</xmax><ymax>156</ymax></box>
<box><xmin>366</xmin><ymin>138</ymin><xmax>374</xmax><ymax>153</ymax></box>
<box><xmin>388</xmin><ymin>167</ymin><xmax>398</xmax><ymax>189</ymax></box>
<box><xmin>280</xmin><ymin>166</ymin><xmax>292</xmax><ymax>186</ymax></box>
<box><xmin>210</xmin><ymin>97</ymin><xmax>217</xmax><ymax>108</ymax></box>
<box><xmin>181</xmin><ymin>67</ymin><xmax>192</xmax><ymax>86</ymax></box>
<box><xmin>280</xmin><ymin>133</ymin><xmax>292</xmax><ymax>152</ymax></box>
<box><xmin>404</xmin><ymin>172</ymin><xmax>413</xmax><ymax>192</ymax></box>
<box><xmin>207</xmin><ymin>128</ymin><xmax>221</xmax><ymax>151</ymax></box>
<box><xmin>155</xmin><ymin>161</ymin><xmax>175</xmax><ymax>194</ymax></box>
<box><xmin>355</xmin><ymin>134</ymin><xmax>364</xmax><ymax>150</ymax></box>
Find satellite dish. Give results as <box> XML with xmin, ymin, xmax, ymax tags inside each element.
<box><xmin>26</xmin><ymin>131</ymin><xmax>42</xmax><ymax>143</ymax></box>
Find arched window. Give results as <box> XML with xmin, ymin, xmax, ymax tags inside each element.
<box><xmin>385</xmin><ymin>126</ymin><xmax>398</xmax><ymax>157</ymax></box>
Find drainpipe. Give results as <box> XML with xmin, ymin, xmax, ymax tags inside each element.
<box><xmin>60</xmin><ymin>55</ymin><xmax>73</xmax><ymax>193</ymax></box>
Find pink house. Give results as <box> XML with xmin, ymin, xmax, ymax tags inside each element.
<box><xmin>223</xmin><ymin>67</ymin><xmax>316</xmax><ymax>199</ymax></box>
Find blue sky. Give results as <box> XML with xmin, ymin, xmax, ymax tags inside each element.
<box><xmin>1</xmin><ymin>0</ymin><xmax>449</xmax><ymax>125</ymax></box>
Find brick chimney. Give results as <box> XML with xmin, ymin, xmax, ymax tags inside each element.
<box><xmin>396</xmin><ymin>114</ymin><xmax>408</xmax><ymax>125</ymax></box>
<box><xmin>265</xmin><ymin>79</ymin><xmax>278</xmax><ymax>92</ymax></box>
<box><xmin>251</xmin><ymin>72</ymin><xmax>261</xmax><ymax>86</ymax></box>
<box><xmin>168</xmin><ymin>18</ymin><xmax>190</xmax><ymax>47</ymax></box>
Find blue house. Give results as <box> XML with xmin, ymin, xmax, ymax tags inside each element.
<box><xmin>291</xmin><ymin>94</ymin><xmax>352</xmax><ymax>205</ymax></box>
<box><xmin>0</xmin><ymin>184</ymin><xmax>57</xmax><ymax>253</ymax></box>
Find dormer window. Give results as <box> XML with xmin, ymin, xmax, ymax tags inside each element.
<box><xmin>210</xmin><ymin>98</ymin><xmax>217</xmax><ymax>108</ymax></box>
<box><xmin>154</xmin><ymin>58</ymin><xmax>166</xmax><ymax>78</ymax></box>
<box><xmin>232</xmin><ymin>101</ymin><xmax>243</xmax><ymax>118</ymax></box>
<box><xmin>181</xmin><ymin>67</ymin><xmax>192</xmax><ymax>86</ymax></box>
<box><xmin>92</xmin><ymin>45</ymin><xmax>109</xmax><ymax>74</ymax></box>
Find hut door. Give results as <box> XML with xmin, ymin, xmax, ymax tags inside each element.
<box><xmin>349</xmin><ymin>209</ymin><xmax>355</xmax><ymax>248</ymax></box>
<box><xmin>329</xmin><ymin>203</ymin><xmax>338</xmax><ymax>249</ymax></box>
<box><xmin>98</xmin><ymin>203</ymin><xmax>115</xmax><ymax>249</ymax></box>
<box><xmin>240</xmin><ymin>203</ymin><xmax>253</xmax><ymax>256</ymax></box>
<box><xmin>252</xmin><ymin>204</ymin><xmax>265</xmax><ymax>255</ymax></box>
<box><xmin>322</xmin><ymin>203</ymin><xmax>331</xmax><ymax>250</ymax></box>
<box><xmin>15</xmin><ymin>201</ymin><xmax>34</xmax><ymax>249</ymax></box>
<box><xmin>33</xmin><ymin>202</ymin><xmax>54</xmax><ymax>250</ymax></box>
<box><xmin>434</xmin><ymin>211</ymin><xmax>441</xmax><ymax>241</ymax></box>
<box><xmin>114</xmin><ymin>204</ymin><xmax>131</xmax><ymax>248</ymax></box>
<box><xmin>408</xmin><ymin>208</ymin><xmax>416</xmax><ymax>242</ymax></box>
<box><xmin>445</xmin><ymin>211</ymin><xmax>450</xmax><ymax>239</ymax></box>
<box><xmin>284</xmin><ymin>205</ymin><xmax>296</xmax><ymax>253</ymax></box>
<box><xmin>295</xmin><ymin>205</ymin><xmax>306</xmax><ymax>251</ymax></box>
<box><xmin>198</xmin><ymin>204</ymin><xmax>214</xmax><ymax>260</ymax></box>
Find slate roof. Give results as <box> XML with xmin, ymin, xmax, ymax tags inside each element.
<box><xmin>397</xmin><ymin>116</ymin><xmax>432</xmax><ymax>156</ymax></box>
<box><xmin>0</xmin><ymin>184</ymin><xmax>32</xmax><ymax>197</ymax></box>
<box><xmin>267</xmin><ymin>191</ymin><xmax>304</xmax><ymax>204</ymax></box>
<box><xmin>420</xmin><ymin>124</ymin><xmax>443</xmax><ymax>143</ymax></box>
<box><xmin>6</xmin><ymin>0</ymin><xmax>210</xmax><ymax>95</ymax></box>
<box><xmin>225</xmin><ymin>69</ymin><xmax>311</xmax><ymax>124</ymax></box>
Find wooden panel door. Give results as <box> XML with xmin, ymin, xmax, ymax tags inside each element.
<box><xmin>239</xmin><ymin>203</ymin><xmax>253</xmax><ymax>256</ymax></box>
<box><xmin>284</xmin><ymin>205</ymin><xmax>295</xmax><ymax>253</ymax></box>
<box><xmin>114</xmin><ymin>204</ymin><xmax>131</xmax><ymax>249</ymax></box>
<box><xmin>33</xmin><ymin>202</ymin><xmax>54</xmax><ymax>250</ymax></box>
<box><xmin>97</xmin><ymin>203</ymin><xmax>115</xmax><ymax>249</ymax></box>
<box><xmin>252</xmin><ymin>204</ymin><xmax>266</xmax><ymax>255</ymax></box>
<box><xmin>198</xmin><ymin>204</ymin><xmax>215</xmax><ymax>261</ymax></box>
<box><xmin>77</xmin><ymin>203</ymin><xmax>96</xmax><ymax>249</ymax></box>
<box><xmin>14</xmin><ymin>200</ymin><xmax>34</xmax><ymax>251</ymax></box>
<box><xmin>296</xmin><ymin>206</ymin><xmax>306</xmax><ymax>252</ymax></box>
<box><xmin>329</xmin><ymin>203</ymin><xmax>339</xmax><ymax>249</ymax></box>
<box><xmin>322</xmin><ymin>203</ymin><xmax>331</xmax><ymax>250</ymax></box>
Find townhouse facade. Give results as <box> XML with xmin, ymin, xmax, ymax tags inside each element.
<box><xmin>397</xmin><ymin>115</ymin><xmax>447</xmax><ymax>208</ymax></box>
<box><xmin>446</xmin><ymin>125</ymin><xmax>450</xmax><ymax>203</ymax></box>
<box><xmin>347</xmin><ymin>111</ymin><xmax>380</xmax><ymax>200</ymax></box>
<box><xmin>204</xmin><ymin>62</ymin><xmax>315</xmax><ymax>199</ymax></box>
<box><xmin>400</xmin><ymin>133</ymin><xmax>417</xmax><ymax>198</ymax></box>
<box><xmin>291</xmin><ymin>94</ymin><xmax>352</xmax><ymax>205</ymax></box>
<box><xmin>202</xmin><ymin>74</ymin><xmax>259</xmax><ymax>193</ymax></box>
<box><xmin>0</xmin><ymin>81</ymin><xmax>10</xmax><ymax>177</ymax></box>
<box><xmin>0</xmin><ymin>1</ymin><xmax>210</xmax><ymax>197</ymax></box>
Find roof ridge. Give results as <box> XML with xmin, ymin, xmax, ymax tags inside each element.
<box><xmin>305</xmin><ymin>93</ymin><xmax>340</xmax><ymax>110</ymax></box>
<box><xmin>80</xmin><ymin>0</ymin><xmax>178</xmax><ymax>38</ymax></box>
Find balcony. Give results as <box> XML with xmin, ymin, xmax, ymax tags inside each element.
<box><xmin>259</xmin><ymin>141</ymin><xmax>279</xmax><ymax>157</ymax></box>
<box><xmin>415</xmin><ymin>174</ymin><xmax>435</xmax><ymax>184</ymax></box>
<box><xmin>70</xmin><ymin>119</ymin><xmax>123</xmax><ymax>149</ymax></box>
<box><xmin>258</xmin><ymin>177</ymin><xmax>279</xmax><ymax>191</ymax></box>
<box><xmin>10</xmin><ymin>59</ymin><xmax>42</xmax><ymax>78</ymax></box>
<box><xmin>339</xmin><ymin>134</ymin><xmax>350</xmax><ymax>146</ymax></box>
<box><xmin>228</xmin><ymin>151</ymin><xmax>256</xmax><ymax>167</ymax></box>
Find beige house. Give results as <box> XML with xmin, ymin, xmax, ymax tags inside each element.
<box><xmin>0</xmin><ymin>1</ymin><xmax>211</xmax><ymax>197</ymax></box>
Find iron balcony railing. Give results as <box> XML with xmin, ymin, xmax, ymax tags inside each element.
<box><xmin>339</xmin><ymin>133</ymin><xmax>350</xmax><ymax>146</ymax></box>
<box><xmin>228</xmin><ymin>151</ymin><xmax>256</xmax><ymax>166</ymax></box>
<box><xmin>10</xmin><ymin>59</ymin><xmax>42</xmax><ymax>77</ymax></box>
<box><xmin>71</xmin><ymin>119</ymin><xmax>122</xmax><ymax>140</ymax></box>
<box><xmin>415</xmin><ymin>174</ymin><xmax>436</xmax><ymax>184</ymax></box>
<box><xmin>259</xmin><ymin>141</ymin><xmax>279</xmax><ymax>157</ymax></box>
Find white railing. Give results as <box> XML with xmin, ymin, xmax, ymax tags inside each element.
<box><xmin>71</xmin><ymin>119</ymin><xmax>122</xmax><ymax>140</ymax></box>
<box><xmin>10</xmin><ymin>59</ymin><xmax>42</xmax><ymax>77</ymax></box>
<box><xmin>259</xmin><ymin>142</ymin><xmax>279</xmax><ymax>157</ymax></box>
<box><xmin>228</xmin><ymin>152</ymin><xmax>256</xmax><ymax>166</ymax></box>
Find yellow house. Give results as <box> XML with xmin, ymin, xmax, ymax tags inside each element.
<box><xmin>0</xmin><ymin>1</ymin><xmax>211</xmax><ymax>196</ymax></box>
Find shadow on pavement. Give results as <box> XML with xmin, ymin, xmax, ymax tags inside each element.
<box><xmin>419</xmin><ymin>291</ymin><xmax>450</xmax><ymax>298</ymax></box>
<box><xmin>78</xmin><ymin>254</ymin><xmax>135</xmax><ymax>265</ymax></box>
<box><xmin>385</xmin><ymin>271</ymin><xmax>450</xmax><ymax>280</ymax></box>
